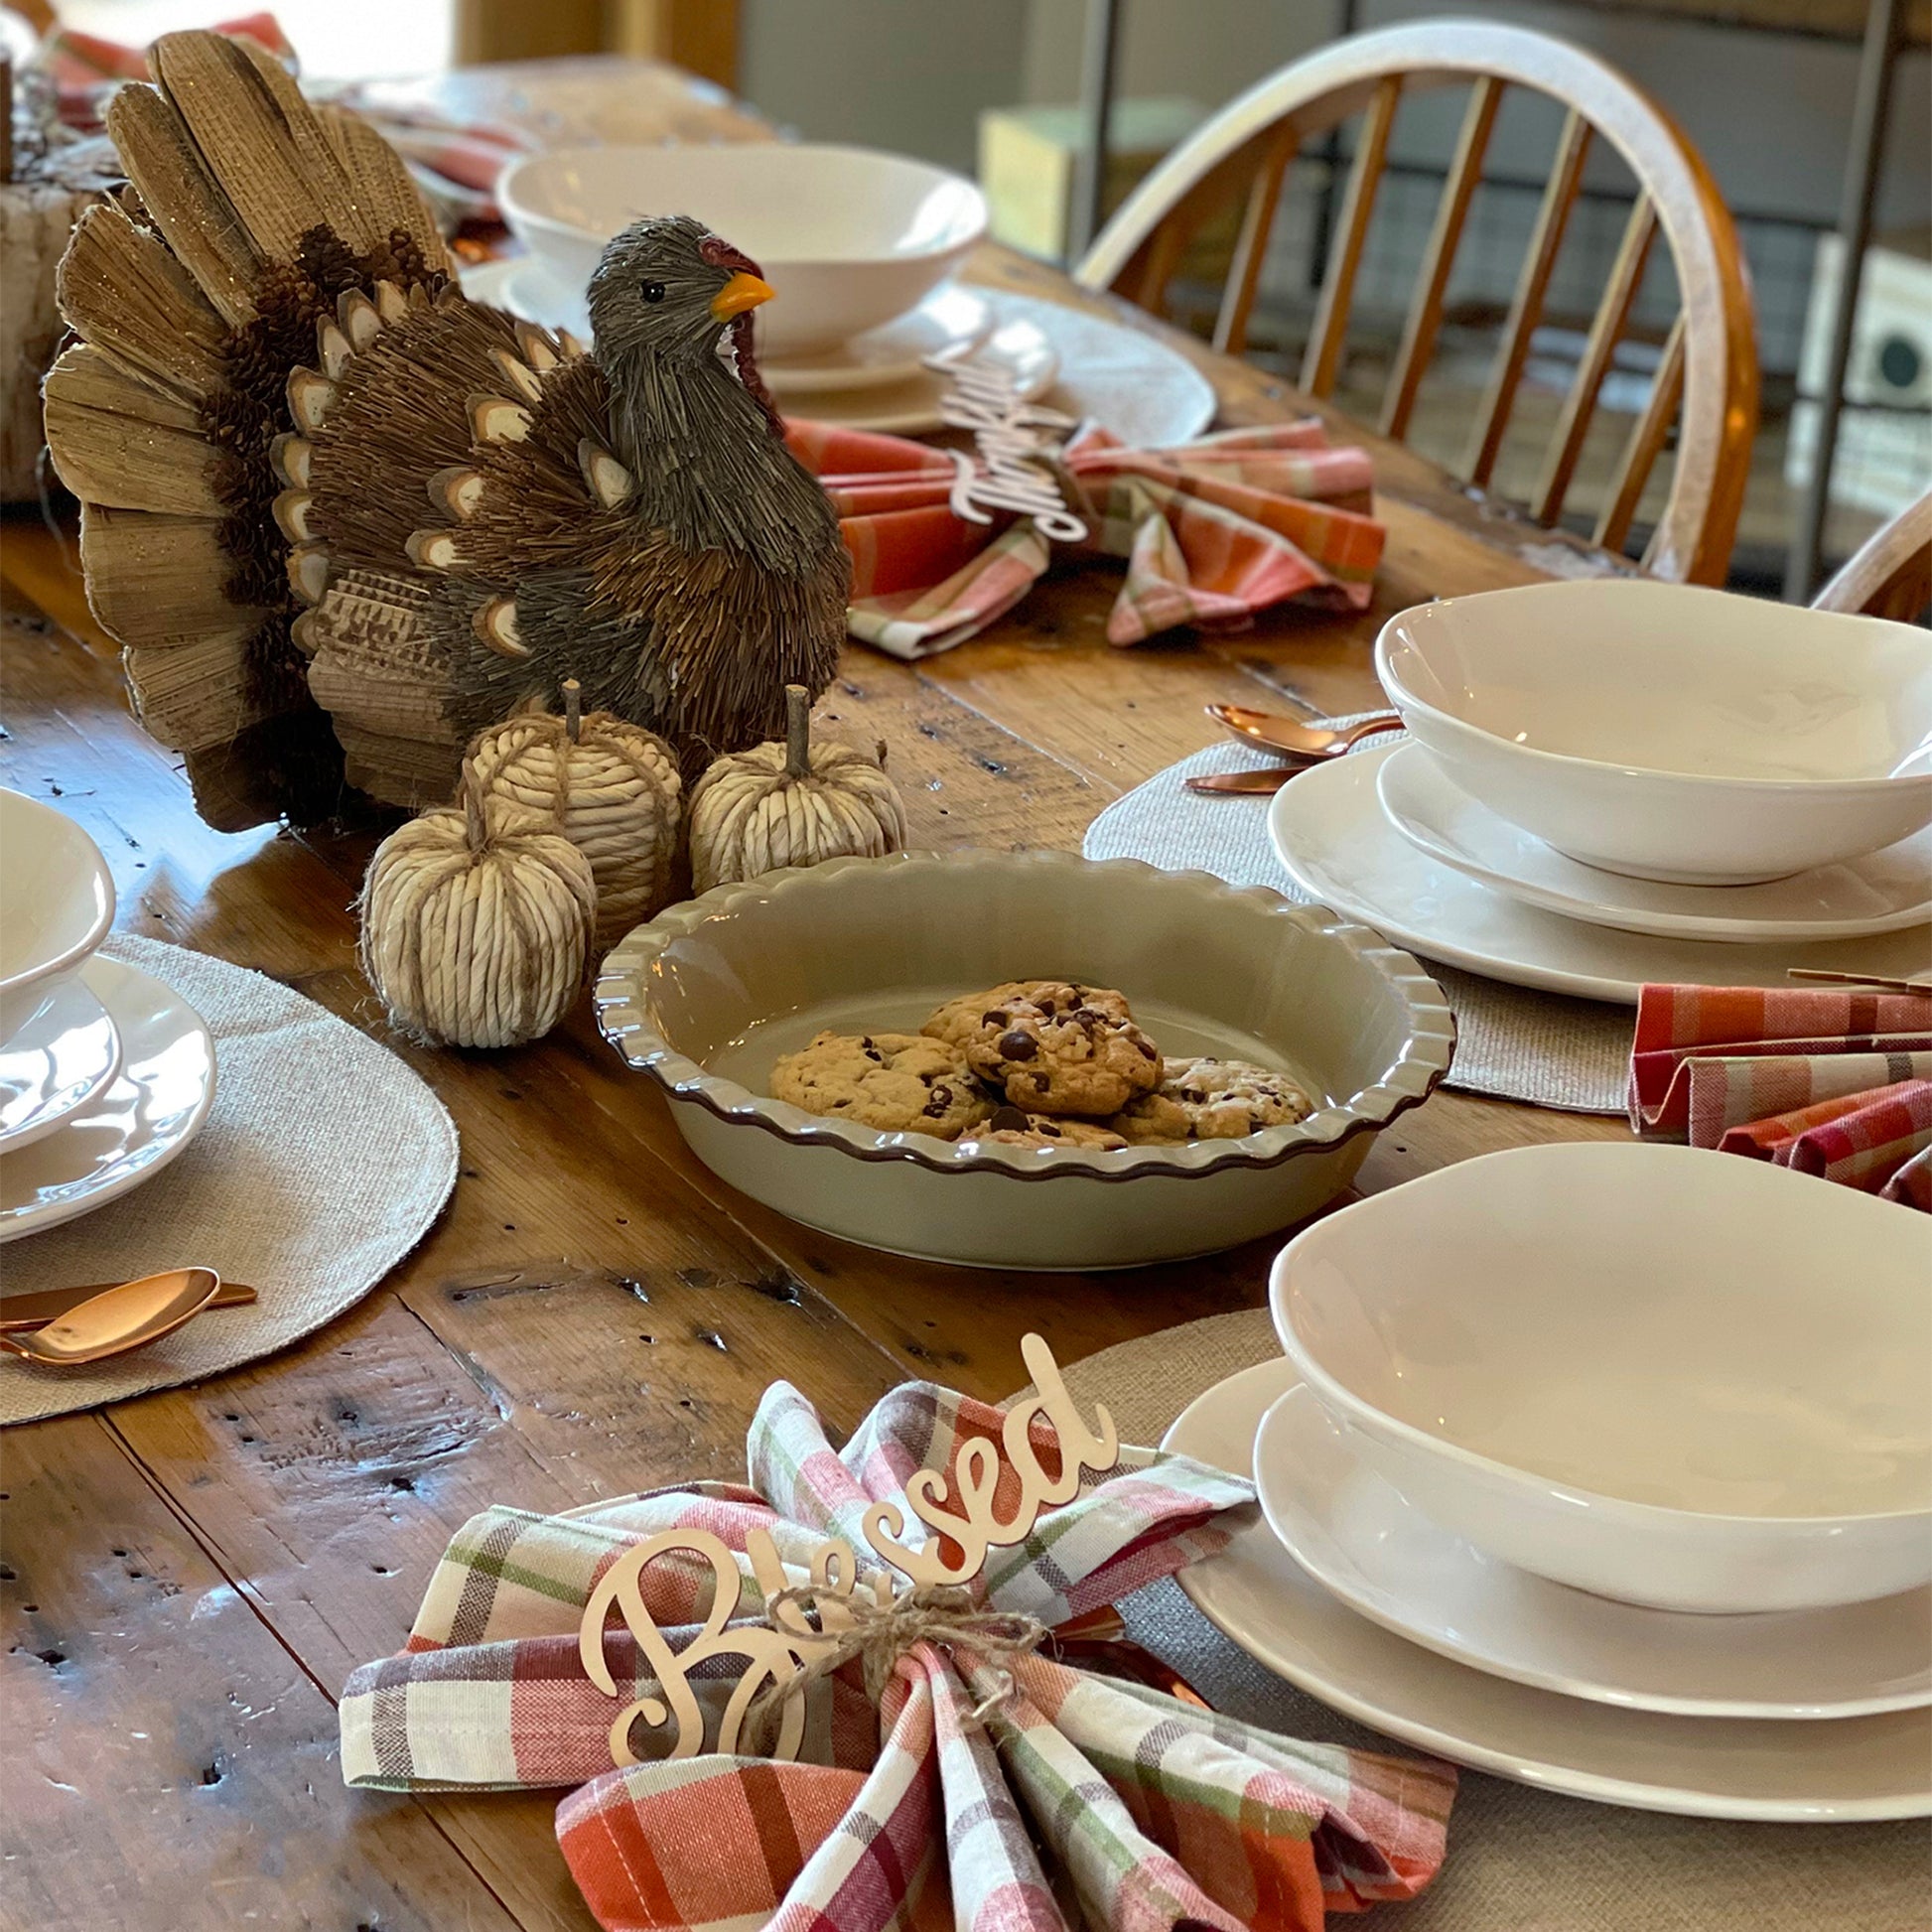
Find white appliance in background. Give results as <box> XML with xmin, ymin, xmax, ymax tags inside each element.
<box><xmin>1788</xmin><ymin>230</ymin><xmax>1932</xmax><ymax>518</ymax></box>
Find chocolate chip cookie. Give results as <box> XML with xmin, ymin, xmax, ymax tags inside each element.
<box><xmin>1107</xmin><ymin>1056</ymin><xmax>1315</xmax><ymax>1144</ymax></box>
<box><xmin>770</xmin><ymin>1031</ymin><xmax>992</xmax><ymax>1138</ymax></box>
<box><xmin>961</xmin><ymin>1105</ymin><xmax>1128</xmax><ymax>1151</ymax></box>
<box><xmin>921</xmin><ymin>981</ymin><xmax>1161</xmax><ymax>1117</ymax></box>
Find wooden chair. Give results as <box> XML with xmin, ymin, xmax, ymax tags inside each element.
<box><xmin>1811</xmin><ymin>487</ymin><xmax>1932</xmax><ymax>621</ymax></box>
<box><xmin>1077</xmin><ymin>20</ymin><xmax>1759</xmax><ymax>587</ymax></box>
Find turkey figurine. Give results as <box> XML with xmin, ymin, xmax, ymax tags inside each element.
<box><xmin>44</xmin><ymin>30</ymin><xmax>849</xmax><ymax>831</ymax></box>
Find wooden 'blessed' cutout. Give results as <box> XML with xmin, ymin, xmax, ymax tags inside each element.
<box><xmin>578</xmin><ymin>1332</ymin><xmax>1117</xmax><ymax>1764</ymax></box>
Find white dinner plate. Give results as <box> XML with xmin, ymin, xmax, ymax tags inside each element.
<box><xmin>0</xmin><ymin>956</ymin><xmax>214</xmax><ymax>1244</ymax></box>
<box><xmin>1165</xmin><ymin>1359</ymin><xmax>1932</xmax><ymax>1820</ymax></box>
<box><xmin>0</xmin><ymin>976</ymin><xmax>121</xmax><ymax>1154</ymax></box>
<box><xmin>460</xmin><ymin>263</ymin><xmax>1217</xmax><ymax>446</ymax></box>
<box><xmin>1376</xmin><ymin>743</ymin><xmax>1932</xmax><ymax>945</ymax></box>
<box><xmin>1254</xmin><ymin>1380</ymin><xmax>1932</xmax><ymax>1721</ymax></box>
<box><xmin>1267</xmin><ymin>743</ymin><xmax>1932</xmax><ymax>1004</ymax></box>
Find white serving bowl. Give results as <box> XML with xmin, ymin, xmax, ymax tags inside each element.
<box><xmin>0</xmin><ymin>789</ymin><xmax>115</xmax><ymax>1043</ymax></box>
<box><xmin>595</xmin><ymin>850</ymin><xmax>1453</xmax><ymax>1271</ymax></box>
<box><xmin>1375</xmin><ymin>581</ymin><xmax>1932</xmax><ymax>885</ymax></box>
<box><xmin>499</xmin><ymin>143</ymin><xmax>988</xmax><ymax>358</ymax></box>
<box><xmin>1270</xmin><ymin>1143</ymin><xmax>1932</xmax><ymax>1614</ymax></box>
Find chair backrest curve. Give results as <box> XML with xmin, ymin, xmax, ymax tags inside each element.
<box><xmin>1076</xmin><ymin>20</ymin><xmax>1758</xmax><ymax>587</ymax></box>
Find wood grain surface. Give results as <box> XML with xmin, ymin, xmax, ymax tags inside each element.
<box><xmin>0</xmin><ymin>240</ymin><xmax>1625</xmax><ymax>1930</ymax></box>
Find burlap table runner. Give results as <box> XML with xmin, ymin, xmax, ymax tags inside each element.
<box><xmin>0</xmin><ymin>936</ymin><xmax>457</xmax><ymax>1425</ymax></box>
<box><xmin>1082</xmin><ymin>741</ymin><xmax>1630</xmax><ymax>1113</ymax></box>
<box><xmin>1032</xmin><ymin>1312</ymin><xmax>1926</xmax><ymax>1930</ymax></box>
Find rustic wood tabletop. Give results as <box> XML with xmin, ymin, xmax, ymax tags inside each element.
<box><xmin>0</xmin><ymin>241</ymin><xmax>1631</xmax><ymax>1929</ymax></box>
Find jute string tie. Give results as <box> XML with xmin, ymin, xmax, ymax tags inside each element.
<box><xmin>746</xmin><ymin>1584</ymin><xmax>1047</xmax><ymax>1750</ymax></box>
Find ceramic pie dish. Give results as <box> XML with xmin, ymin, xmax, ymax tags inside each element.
<box><xmin>595</xmin><ymin>850</ymin><xmax>1454</xmax><ymax>1270</ymax></box>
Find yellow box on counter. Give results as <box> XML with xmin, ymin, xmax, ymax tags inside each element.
<box><xmin>977</xmin><ymin>95</ymin><xmax>1237</xmax><ymax>271</ymax></box>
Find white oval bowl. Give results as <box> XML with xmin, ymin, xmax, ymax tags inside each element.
<box><xmin>1375</xmin><ymin>582</ymin><xmax>1932</xmax><ymax>885</ymax></box>
<box><xmin>499</xmin><ymin>143</ymin><xmax>988</xmax><ymax>357</ymax></box>
<box><xmin>595</xmin><ymin>850</ymin><xmax>1453</xmax><ymax>1271</ymax></box>
<box><xmin>1270</xmin><ymin>1143</ymin><xmax>1932</xmax><ymax>1614</ymax></box>
<box><xmin>0</xmin><ymin>789</ymin><xmax>115</xmax><ymax>1045</ymax></box>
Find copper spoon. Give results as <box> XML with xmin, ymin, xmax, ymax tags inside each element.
<box><xmin>0</xmin><ymin>1277</ymin><xmax>255</xmax><ymax>1333</ymax></box>
<box><xmin>0</xmin><ymin>1267</ymin><xmax>223</xmax><ymax>1366</ymax></box>
<box><xmin>1184</xmin><ymin>766</ymin><xmax>1307</xmax><ymax>796</ymax></box>
<box><xmin>1206</xmin><ymin>704</ymin><xmax>1404</xmax><ymax>759</ymax></box>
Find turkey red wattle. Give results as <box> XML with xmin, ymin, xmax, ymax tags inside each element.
<box><xmin>701</xmin><ymin>232</ymin><xmax>783</xmax><ymax>435</ymax></box>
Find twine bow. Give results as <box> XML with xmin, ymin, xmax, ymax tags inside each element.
<box><xmin>745</xmin><ymin>1584</ymin><xmax>1048</xmax><ymax>1752</ymax></box>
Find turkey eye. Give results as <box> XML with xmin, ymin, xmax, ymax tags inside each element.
<box><xmin>640</xmin><ymin>280</ymin><xmax>666</xmax><ymax>304</ymax></box>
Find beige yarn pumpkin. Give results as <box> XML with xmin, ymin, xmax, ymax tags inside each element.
<box><xmin>358</xmin><ymin>785</ymin><xmax>598</xmax><ymax>1049</ymax></box>
<box><xmin>465</xmin><ymin>681</ymin><xmax>683</xmax><ymax>951</ymax></box>
<box><xmin>688</xmin><ymin>684</ymin><xmax>907</xmax><ymax>894</ymax></box>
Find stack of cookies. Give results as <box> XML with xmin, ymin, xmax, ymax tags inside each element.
<box><xmin>769</xmin><ymin>980</ymin><xmax>1313</xmax><ymax>1151</ymax></box>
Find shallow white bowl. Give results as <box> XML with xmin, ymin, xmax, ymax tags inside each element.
<box><xmin>0</xmin><ymin>789</ymin><xmax>114</xmax><ymax>1044</ymax></box>
<box><xmin>595</xmin><ymin>850</ymin><xmax>1453</xmax><ymax>1271</ymax></box>
<box><xmin>1270</xmin><ymin>1143</ymin><xmax>1932</xmax><ymax>1614</ymax></box>
<box><xmin>499</xmin><ymin>143</ymin><xmax>987</xmax><ymax>357</ymax></box>
<box><xmin>1375</xmin><ymin>582</ymin><xmax>1932</xmax><ymax>885</ymax></box>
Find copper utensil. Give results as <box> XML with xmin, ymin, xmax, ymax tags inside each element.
<box><xmin>0</xmin><ymin>1267</ymin><xmax>224</xmax><ymax>1365</ymax></box>
<box><xmin>1785</xmin><ymin>969</ymin><xmax>1932</xmax><ymax>996</ymax></box>
<box><xmin>1184</xmin><ymin>767</ymin><xmax>1306</xmax><ymax>796</ymax></box>
<box><xmin>1206</xmin><ymin>704</ymin><xmax>1403</xmax><ymax>759</ymax></box>
<box><xmin>0</xmin><ymin>1278</ymin><xmax>255</xmax><ymax>1333</ymax></box>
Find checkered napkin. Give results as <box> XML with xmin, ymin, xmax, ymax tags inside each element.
<box><xmin>340</xmin><ymin>1376</ymin><xmax>1454</xmax><ymax>1930</ymax></box>
<box><xmin>783</xmin><ymin>417</ymin><xmax>1385</xmax><ymax>658</ymax></box>
<box><xmin>1629</xmin><ymin>984</ymin><xmax>1932</xmax><ymax>1205</ymax></box>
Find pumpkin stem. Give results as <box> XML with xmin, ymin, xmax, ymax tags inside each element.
<box><xmin>563</xmin><ymin>677</ymin><xmax>582</xmax><ymax>744</ymax></box>
<box><xmin>783</xmin><ymin>684</ymin><xmax>812</xmax><ymax>781</ymax></box>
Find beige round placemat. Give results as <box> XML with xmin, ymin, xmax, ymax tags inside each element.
<box><xmin>1082</xmin><ymin>741</ymin><xmax>1631</xmax><ymax>1113</ymax></box>
<box><xmin>1036</xmin><ymin>1313</ymin><xmax>1927</xmax><ymax>1930</ymax></box>
<box><xmin>0</xmin><ymin>936</ymin><xmax>457</xmax><ymax>1426</ymax></box>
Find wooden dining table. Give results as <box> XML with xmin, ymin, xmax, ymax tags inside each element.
<box><xmin>0</xmin><ymin>231</ymin><xmax>1636</xmax><ymax>1928</ymax></box>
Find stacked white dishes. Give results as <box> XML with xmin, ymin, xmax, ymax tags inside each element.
<box><xmin>1164</xmin><ymin>1144</ymin><xmax>1932</xmax><ymax>1819</ymax></box>
<box><xmin>0</xmin><ymin>791</ymin><xmax>215</xmax><ymax>1241</ymax></box>
<box><xmin>1267</xmin><ymin>581</ymin><xmax>1932</xmax><ymax>1000</ymax></box>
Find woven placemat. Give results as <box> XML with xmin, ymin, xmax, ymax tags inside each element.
<box><xmin>0</xmin><ymin>936</ymin><xmax>457</xmax><ymax>1426</ymax></box>
<box><xmin>1082</xmin><ymin>741</ymin><xmax>1631</xmax><ymax>1113</ymax></box>
<box><xmin>1031</xmin><ymin>1314</ymin><xmax>1926</xmax><ymax>1931</ymax></box>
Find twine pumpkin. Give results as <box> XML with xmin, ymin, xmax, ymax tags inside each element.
<box><xmin>358</xmin><ymin>784</ymin><xmax>598</xmax><ymax>1049</ymax></box>
<box><xmin>466</xmin><ymin>680</ymin><xmax>683</xmax><ymax>950</ymax></box>
<box><xmin>688</xmin><ymin>684</ymin><xmax>907</xmax><ymax>894</ymax></box>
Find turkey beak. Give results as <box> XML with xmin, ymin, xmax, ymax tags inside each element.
<box><xmin>711</xmin><ymin>272</ymin><xmax>774</xmax><ymax>321</ymax></box>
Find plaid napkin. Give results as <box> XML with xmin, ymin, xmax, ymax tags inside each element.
<box><xmin>783</xmin><ymin>417</ymin><xmax>1386</xmax><ymax>658</ymax></box>
<box><xmin>341</xmin><ymin>1375</ymin><xmax>1454</xmax><ymax>1930</ymax></box>
<box><xmin>1629</xmin><ymin>984</ymin><xmax>1932</xmax><ymax>1205</ymax></box>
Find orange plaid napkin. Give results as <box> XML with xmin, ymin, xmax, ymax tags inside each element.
<box><xmin>783</xmin><ymin>417</ymin><xmax>1385</xmax><ymax>657</ymax></box>
<box><xmin>1628</xmin><ymin>984</ymin><xmax>1932</xmax><ymax>1206</ymax></box>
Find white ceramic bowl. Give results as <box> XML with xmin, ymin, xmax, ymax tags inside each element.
<box><xmin>1270</xmin><ymin>1143</ymin><xmax>1932</xmax><ymax>1614</ymax></box>
<box><xmin>0</xmin><ymin>789</ymin><xmax>115</xmax><ymax>1044</ymax></box>
<box><xmin>595</xmin><ymin>850</ymin><xmax>1454</xmax><ymax>1271</ymax></box>
<box><xmin>499</xmin><ymin>143</ymin><xmax>988</xmax><ymax>357</ymax></box>
<box><xmin>1375</xmin><ymin>581</ymin><xmax>1932</xmax><ymax>885</ymax></box>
